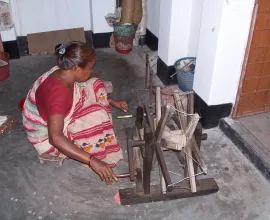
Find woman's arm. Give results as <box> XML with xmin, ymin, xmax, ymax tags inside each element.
<box><xmin>48</xmin><ymin>114</ymin><xmax>117</xmax><ymax>184</ymax></box>
<box><xmin>48</xmin><ymin>114</ymin><xmax>89</xmax><ymax>163</ymax></box>
<box><xmin>108</xmin><ymin>98</ymin><xmax>128</xmax><ymax>112</ymax></box>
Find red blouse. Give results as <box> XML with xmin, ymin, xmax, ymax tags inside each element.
<box><xmin>35</xmin><ymin>76</ymin><xmax>73</xmax><ymax>121</ymax></box>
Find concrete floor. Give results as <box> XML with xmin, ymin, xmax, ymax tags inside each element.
<box><xmin>0</xmin><ymin>48</ymin><xmax>270</xmax><ymax>220</ymax></box>
<box><xmin>238</xmin><ymin>113</ymin><xmax>270</xmax><ymax>150</ymax></box>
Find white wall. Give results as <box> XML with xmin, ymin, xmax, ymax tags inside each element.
<box><xmin>158</xmin><ymin>0</ymin><xmax>203</xmax><ymax>66</ymax></box>
<box><xmin>147</xmin><ymin>0</ymin><xmax>160</xmax><ymax>37</ymax></box>
<box><xmin>12</xmin><ymin>0</ymin><xmax>92</xmax><ymax>36</ymax></box>
<box><xmin>193</xmin><ymin>0</ymin><xmax>255</xmax><ymax>106</ymax></box>
<box><xmin>6</xmin><ymin>0</ymin><xmax>115</xmax><ymax>41</ymax></box>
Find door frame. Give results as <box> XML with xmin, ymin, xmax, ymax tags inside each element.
<box><xmin>232</xmin><ymin>0</ymin><xmax>261</xmax><ymax>118</ymax></box>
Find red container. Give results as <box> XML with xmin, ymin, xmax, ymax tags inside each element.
<box><xmin>18</xmin><ymin>97</ymin><xmax>26</xmax><ymax>112</ymax></box>
<box><xmin>0</xmin><ymin>52</ymin><xmax>10</xmax><ymax>82</ymax></box>
<box><xmin>114</xmin><ymin>33</ymin><xmax>134</xmax><ymax>54</ymax></box>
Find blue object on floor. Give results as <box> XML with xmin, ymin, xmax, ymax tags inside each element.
<box><xmin>174</xmin><ymin>57</ymin><xmax>196</xmax><ymax>92</ymax></box>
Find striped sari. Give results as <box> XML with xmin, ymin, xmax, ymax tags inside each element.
<box><xmin>22</xmin><ymin>66</ymin><xmax>123</xmax><ymax>165</ymax></box>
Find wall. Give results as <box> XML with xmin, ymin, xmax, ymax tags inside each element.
<box><xmin>4</xmin><ymin>0</ymin><xmax>115</xmax><ymax>42</ymax></box>
<box><xmin>12</xmin><ymin>0</ymin><xmax>92</xmax><ymax>36</ymax></box>
<box><xmin>193</xmin><ymin>0</ymin><xmax>256</xmax><ymax>106</ymax></box>
<box><xmin>147</xmin><ymin>0</ymin><xmax>160</xmax><ymax>37</ymax></box>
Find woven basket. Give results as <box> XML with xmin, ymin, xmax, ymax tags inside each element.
<box><xmin>114</xmin><ymin>23</ymin><xmax>135</xmax><ymax>36</ymax></box>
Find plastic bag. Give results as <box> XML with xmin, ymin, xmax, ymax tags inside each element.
<box><xmin>105</xmin><ymin>8</ymin><xmax>122</xmax><ymax>27</ymax></box>
<box><xmin>0</xmin><ymin>2</ymin><xmax>13</xmax><ymax>31</ymax></box>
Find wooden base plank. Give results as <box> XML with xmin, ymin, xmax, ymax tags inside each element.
<box><xmin>119</xmin><ymin>178</ymin><xmax>219</xmax><ymax>205</ymax></box>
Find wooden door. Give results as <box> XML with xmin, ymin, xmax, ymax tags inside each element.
<box><xmin>234</xmin><ymin>0</ymin><xmax>270</xmax><ymax>117</ymax></box>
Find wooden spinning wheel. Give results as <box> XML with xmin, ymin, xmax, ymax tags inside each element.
<box><xmin>118</xmin><ymin>88</ymin><xmax>219</xmax><ymax>205</ymax></box>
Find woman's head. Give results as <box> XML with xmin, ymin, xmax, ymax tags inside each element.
<box><xmin>55</xmin><ymin>41</ymin><xmax>96</xmax><ymax>82</ymax></box>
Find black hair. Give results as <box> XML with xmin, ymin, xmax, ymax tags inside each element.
<box><xmin>55</xmin><ymin>41</ymin><xmax>95</xmax><ymax>70</ymax></box>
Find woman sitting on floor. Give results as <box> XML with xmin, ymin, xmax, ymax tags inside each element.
<box><xmin>22</xmin><ymin>41</ymin><xmax>128</xmax><ymax>185</ymax></box>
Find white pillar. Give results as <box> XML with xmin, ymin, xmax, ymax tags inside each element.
<box><xmin>91</xmin><ymin>0</ymin><xmax>115</xmax><ymax>33</ymax></box>
<box><xmin>188</xmin><ymin>0</ymin><xmax>204</xmax><ymax>57</ymax></box>
<box><xmin>158</xmin><ymin>0</ymin><xmax>202</xmax><ymax>66</ymax></box>
<box><xmin>147</xmin><ymin>0</ymin><xmax>160</xmax><ymax>37</ymax></box>
<box><xmin>193</xmin><ymin>0</ymin><xmax>255</xmax><ymax>105</ymax></box>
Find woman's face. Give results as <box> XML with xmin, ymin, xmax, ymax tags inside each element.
<box><xmin>75</xmin><ymin>57</ymin><xmax>96</xmax><ymax>83</ymax></box>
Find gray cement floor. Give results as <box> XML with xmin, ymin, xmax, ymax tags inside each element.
<box><xmin>238</xmin><ymin>113</ymin><xmax>270</xmax><ymax>150</ymax></box>
<box><xmin>0</xmin><ymin>48</ymin><xmax>270</xmax><ymax>220</ymax></box>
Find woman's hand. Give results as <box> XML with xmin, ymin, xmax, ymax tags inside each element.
<box><xmin>90</xmin><ymin>156</ymin><xmax>118</xmax><ymax>185</ymax></box>
<box><xmin>110</xmin><ymin>100</ymin><xmax>128</xmax><ymax>112</ymax></box>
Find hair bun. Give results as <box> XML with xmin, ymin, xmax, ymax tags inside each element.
<box><xmin>55</xmin><ymin>44</ymin><xmax>67</xmax><ymax>55</ymax></box>
<box><xmin>55</xmin><ymin>41</ymin><xmax>95</xmax><ymax>70</ymax></box>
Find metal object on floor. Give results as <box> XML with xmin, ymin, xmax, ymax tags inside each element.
<box><xmin>119</xmin><ymin>90</ymin><xmax>219</xmax><ymax>205</ymax></box>
<box><xmin>149</xmin><ymin>68</ymin><xmax>153</xmax><ymax>105</ymax></box>
<box><xmin>145</xmin><ymin>53</ymin><xmax>149</xmax><ymax>89</ymax></box>
<box><xmin>116</xmin><ymin>173</ymin><xmax>131</xmax><ymax>178</ymax></box>
<box><xmin>139</xmin><ymin>35</ymin><xmax>146</xmax><ymax>47</ymax></box>
<box><xmin>38</xmin><ymin>154</ymin><xmax>65</xmax><ymax>166</ymax></box>
<box><xmin>142</xmin><ymin>53</ymin><xmax>154</xmax><ymax>105</ymax></box>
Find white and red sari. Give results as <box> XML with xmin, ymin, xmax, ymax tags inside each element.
<box><xmin>22</xmin><ymin>66</ymin><xmax>123</xmax><ymax>164</ymax></box>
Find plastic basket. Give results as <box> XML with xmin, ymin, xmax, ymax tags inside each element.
<box><xmin>174</xmin><ymin>57</ymin><xmax>196</xmax><ymax>92</ymax></box>
<box><xmin>18</xmin><ymin>97</ymin><xmax>26</xmax><ymax>112</ymax></box>
<box><xmin>0</xmin><ymin>52</ymin><xmax>10</xmax><ymax>82</ymax></box>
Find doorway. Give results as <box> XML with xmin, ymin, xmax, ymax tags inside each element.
<box><xmin>234</xmin><ymin>0</ymin><xmax>270</xmax><ymax>118</ymax></box>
